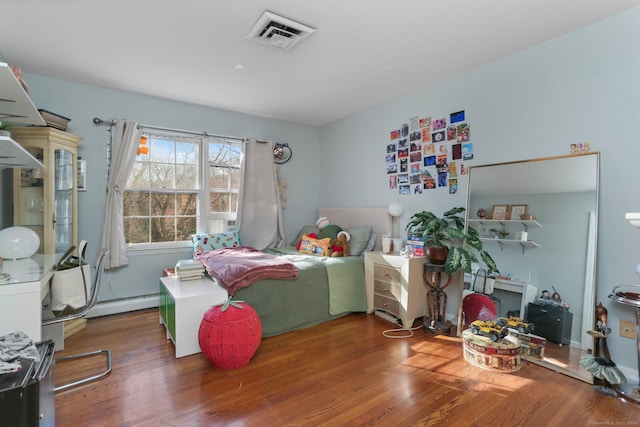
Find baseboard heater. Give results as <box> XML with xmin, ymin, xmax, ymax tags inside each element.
<box><xmin>374</xmin><ymin>310</ymin><xmax>400</xmax><ymax>325</ymax></box>
<box><xmin>88</xmin><ymin>295</ymin><xmax>160</xmax><ymax>318</ymax></box>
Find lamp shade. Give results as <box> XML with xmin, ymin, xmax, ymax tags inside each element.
<box><xmin>0</xmin><ymin>226</ymin><xmax>40</xmax><ymax>260</ymax></box>
<box><xmin>388</xmin><ymin>202</ymin><xmax>403</xmax><ymax>217</ymax></box>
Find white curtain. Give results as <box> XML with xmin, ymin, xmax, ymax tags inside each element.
<box><xmin>99</xmin><ymin>120</ymin><xmax>141</xmax><ymax>269</ymax></box>
<box><xmin>236</xmin><ymin>139</ymin><xmax>285</xmax><ymax>250</ymax></box>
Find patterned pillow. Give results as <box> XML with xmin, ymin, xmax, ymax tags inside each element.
<box><xmin>192</xmin><ymin>231</ymin><xmax>241</xmax><ymax>255</ymax></box>
<box><xmin>298</xmin><ymin>234</ymin><xmax>331</xmax><ymax>256</ymax></box>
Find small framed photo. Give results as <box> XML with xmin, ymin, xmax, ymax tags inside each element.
<box><xmin>491</xmin><ymin>205</ymin><xmax>509</xmax><ymax>220</ymax></box>
<box><xmin>510</xmin><ymin>204</ymin><xmax>528</xmax><ymax>221</ymax></box>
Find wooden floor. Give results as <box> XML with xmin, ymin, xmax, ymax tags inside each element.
<box><xmin>55</xmin><ymin>309</ymin><xmax>639</xmax><ymax>426</ymax></box>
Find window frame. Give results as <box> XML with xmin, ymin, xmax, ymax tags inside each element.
<box><xmin>123</xmin><ymin>128</ymin><xmax>244</xmax><ymax>253</ymax></box>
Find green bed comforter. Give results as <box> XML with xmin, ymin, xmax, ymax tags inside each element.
<box><xmin>232</xmin><ymin>247</ymin><xmax>366</xmax><ymax>337</ymax></box>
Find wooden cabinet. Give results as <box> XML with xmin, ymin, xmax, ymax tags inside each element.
<box><xmin>12</xmin><ymin>127</ymin><xmax>82</xmax><ymax>254</ymax></box>
<box><xmin>526</xmin><ymin>302</ymin><xmax>573</xmax><ymax>345</ymax></box>
<box><xmin>364</xmin><ymin>252</ymin><xmax>427</xmax><ymax>329</ymax></box>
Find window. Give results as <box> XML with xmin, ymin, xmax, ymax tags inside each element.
<box><xmin>123</xmin><ymin>129</ymin><xmax>244</xmax><ymax>248</ymax></box>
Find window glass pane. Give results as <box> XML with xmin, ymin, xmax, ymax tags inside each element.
<box><xmin>124</xmin><ymin>218</ymin><xmax>149</xmax><ymax>244</ymax></box>
<box><xmin>231</xmin><ymin>193</ymin><xmax>238</xmax><ymax>212</ymax></box>
<box><xmin>123</xmin><ymin>191</ymin><xmax>149</xmax><ymax>216</ymax></box>
<box><xmin>151</xmin><ymin>217</ymin><xmax>175</xmax><ymax>242</ymax></box>
<box><xmin>150</xmin><ymin>163</ymin><xmax>175</xmax><ymax>188</ymax></box>
<box><xmin>228</xmin><ymin>144</ymin><xmax>242</xmax><ymax>167</ymax></box>
<box><xmin>126</xmin><ymin>162</ymin><xmax>149</xmax><ymax>188</ymax></box>
<box><xmin>210</xmin><ymin>192</ymin><xmax>229</xmax><ymax>213</ymax></box>
<box><xmin>149</xmin><ymin>138</ymin><xmax>175</xmax><ymax>163</ymax></box>
<box><xmin>209</xmin><ymin>166</ymin><xmax>228</xmax><ymax>188</ymax></box>
<box><xmin>176</xmin><ymin>217</ymin><xmax>197</xmax><ymax>241</ymax></box>
<box><xmin>230</xmin><ymin>167</ymin><xmax>240</xmax><ymax>189</ymax></box>
<box><xmin>177</xmin><ymin>193</ymin><xmax>197</xmax><ymax>216</ymax></box>
<box><xmin>209</xmin><ymin>143</ymin><xmax>228</xmax><ymax>164</ymax></box>
<box><xmin>176</xmin><ymin>141</ymin><xmax>198</xmax><ymax>165</ymax></box>
<box><xmin>151</xmin><ymin>193</ymin><xmax>175</xmax><ymax>216</ymax></box>
<box><xmin>176</xmin><ymin>164</ymin><xmax>198</xmax><ymax>189</ymax></box>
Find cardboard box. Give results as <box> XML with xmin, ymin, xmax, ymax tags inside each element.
<box><xmin>406</xmin><ymin>235</ymin><xmax>424</xmax><ymax>256</ymax></box>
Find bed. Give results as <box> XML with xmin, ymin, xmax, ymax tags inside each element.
<box><xmin>195</xmin><ymin>208</ymin><xmax>391</xmax><ymax>337</ymax></box>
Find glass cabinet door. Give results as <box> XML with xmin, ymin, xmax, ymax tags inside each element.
<box><xmin>18</xmin><ymin>147</ymin><xmax>45</xmax><ymax>253</ymax></box>
<box><xmin>54</xmin><ymin>148</ymin><xmax>74</xmax><ymax>252</ymax></box>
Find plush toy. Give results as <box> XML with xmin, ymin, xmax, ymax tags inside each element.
<box><xmin>325</xmin><ymin>231</ymin><xmax>351</xmax><ymax>257</ymax></box>
<box><xmin>316</xmin><ymin>217</ymin><xmax>342</xmax><ymax>240</ymax></box>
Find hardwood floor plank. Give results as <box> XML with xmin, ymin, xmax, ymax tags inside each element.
<box><xmin>54</xmin><ymin>309</ymin><xmax>639</xmax><ymax>426</ymax></box>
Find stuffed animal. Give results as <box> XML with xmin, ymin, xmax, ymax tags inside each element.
<box><xmin>325</xmin><ymin>231</ymin><xmax>351</xmax><ymax>257</ymax></box>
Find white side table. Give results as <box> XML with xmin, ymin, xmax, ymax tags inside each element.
<box><xmin>159</xmin><ymin>276</ymin><xmax>228</xmax><ymax>358</ymax></box>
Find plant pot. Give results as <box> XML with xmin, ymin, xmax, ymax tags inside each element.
<box><xmin>426</xmin><ymin>246</ymin><xmax>448</xmax><ymax>265</ymax></box>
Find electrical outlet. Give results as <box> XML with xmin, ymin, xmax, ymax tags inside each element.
<box><xmin>620</xmin><ymin>319</ymin><xmax>636</xmax><ymax>339</ymax></box>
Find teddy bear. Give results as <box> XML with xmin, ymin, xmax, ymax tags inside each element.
<box><xmin>325</xmin><ymin>231</ymin><xmax>351</xmax><ymax>257</ymax></box>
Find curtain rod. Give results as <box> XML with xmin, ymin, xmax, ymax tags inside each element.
<box><xmin>92</xmin><ymin>117</ymin><xmax>245</xmax><ymax>142</ymax></box>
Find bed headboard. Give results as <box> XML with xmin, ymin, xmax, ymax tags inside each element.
<box><xmin>318</xmin><ymin>208</ymin><xmax>392</xmax><ymax>252</ymax></box>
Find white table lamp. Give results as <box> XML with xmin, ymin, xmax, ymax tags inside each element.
<box><xmin>388</xmin><ymin>202</ymin><xmax>403</xmax><ymax>238</ymax></box>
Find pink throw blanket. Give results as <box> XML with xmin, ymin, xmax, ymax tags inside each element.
<box><xmin>196</xmin><ymin>246</ymin><xmax>299</xmax><ymax>295</ymax></box>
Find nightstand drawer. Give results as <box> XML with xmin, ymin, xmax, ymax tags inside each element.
<box><xmin>374</xmin><ymin>280</ymin><xmax>401</xmax><ymax>302</ymax></box>
<box><xmin>373</xmin><ymin>264</ymin><xmax>402</xmax><ymax>285</ymax></box>
<box><xmin>374</xmin><ymin>294</ymin><xmax>400</xmax><ymax>316</ymax></box>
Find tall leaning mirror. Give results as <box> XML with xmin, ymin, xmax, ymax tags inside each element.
<box><xmin>458</xmin><ymin>152</ymin><xmax>599</xmax><ymax>383</ymax></box>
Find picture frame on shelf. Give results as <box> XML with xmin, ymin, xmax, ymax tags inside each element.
<box><xmin>510</xmin><ymin>204</ymin><xmax>528</xmax><ymax>221</ymax></box>
<box><xmin>491</xmin><ymin>204</ymin><xmax>509</xmax><ymax>220</ymax></box>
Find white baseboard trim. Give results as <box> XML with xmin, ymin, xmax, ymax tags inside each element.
<box><xmin>88</xmin><ymin>295</ymin><xmax>160</xmax><ymax>318</ymax></box>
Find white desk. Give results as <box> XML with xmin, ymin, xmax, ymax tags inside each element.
<box><xmin>0</xmin><ymin>254</ymin><xmax>60</xmax><ymax>342</ymax></box>
<box><xmin>492</xmin><ymin>279</ymin><xmax>538</xmax><ymax>318</ymax></box>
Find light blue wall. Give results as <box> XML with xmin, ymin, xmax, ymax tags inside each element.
<box><xmin>318</xmin><ymin>8</ymin><xmax>640</xmax><ymax>375</ymax></box>
<box><xmin>7</xmin><ymin>76</ymin><xmax>321</xmax><ymax>301</ymax></box>
<box><xmin>3</xmin><ymin>7</ymin><xmax>639</xmax><ymax>376</ymax></box>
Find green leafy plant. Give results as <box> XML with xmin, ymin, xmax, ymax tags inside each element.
<box><xmin>405</xmin><ymin>206</ymin><xmax>499</xmax><ymax>275</ymax></box>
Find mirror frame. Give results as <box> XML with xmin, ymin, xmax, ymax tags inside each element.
<box><xmin>457</xmin><ymin>152</ymin><xmax>600</xmax><ymax>381</ymax></box>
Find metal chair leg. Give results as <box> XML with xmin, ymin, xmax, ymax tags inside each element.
<box><xmin>54</xmin><ymin>349</ymin><xmax>112</xmax><ymax>392</ymax></box>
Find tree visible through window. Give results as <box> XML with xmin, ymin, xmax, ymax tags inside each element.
<box><xmin>123</xmin><ymin>131</ymin><xmax>243</xmax><ymax>247</ymax></box>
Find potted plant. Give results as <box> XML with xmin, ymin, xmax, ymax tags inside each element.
<box><xmin>405</xmin><ymin>206</ymin><xmax>499</xmax><ymax>275</ymax></box>
<box><xmin>0</xmin><ymin>122</ymin><xmax>11</xmax><ymax>137</ymax></box>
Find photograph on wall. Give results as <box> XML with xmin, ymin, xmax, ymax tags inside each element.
<box><xmin>421</xmin><ymin>128</ymin><xmax>432</xmax><ymax>142</ymax></box>
<box><xmin>438</xmin><ymin>171</ymin><xmax>448</xmax><ymax>187</ymax></box>
<box><xmin>457</xmin><ymin>123</ymin><xmax>470</xmax><ymax>142</ymax></box>
<box><xmin>411</xmin><ymin>163</ymin><xmax>421</xmax><ymax>174</ymax></box>
<box><xmin>398</xmin><ymin>138</ymin><xmax>408</xmax><ymax>148</ymax></box>
<box><xmin>451</xmin><ymin>143</ymin><xmax>462</xmax><ymax>160</ymax></box>
<box><xmin>386</xmin><ymin>153</ymin><xmax>396</xmax><ymax>163</ymax></box>
<box><xmin>398</xmin><ymin>147</ymin><xmax>409</xmax><ymax>159</ymax></box>
<box><xmin>399</xmin><ymin>158</ymin><xmax>408</xmax><ymax>172</ymax></box>
<box><xmin>387</xmin><ymin>142</ymin><xmax>397</xmax><ymax>153</ymax></box>
<box><xmin>410</xmin><ymin>140</ymin><xmax>421</xmax><ymax>152</ymax></box>
<box><xmin>447</xmin><ymin>125</ymin><xmax>457</xmax><ymax>141</ymax></box>
<box><xmin>410</xmin><ymin>116</ymin><xmax>419</xmax><ymax>131</ymax></box>
<box><xmin>398</xmin><ymin>174</ymin><xmax>409</xmax><ymax>184</ymax></box>
<box><xmin>448</xmin><ymin>161</ymin><xmax>457</xmax><ymax>178</ymax></box>
<box><xmin>432</xmin><ymin>130</ymin><xmax>445</xmax><ymax>143</ymax></box>
<box><xmin>390</xmin><ymin>130</ymin><xmax>400</xmax><ymax>140</ymax></box>
<box><xmin>449</xmin><ymin>178</ymin><xmax>458</xmax><ymax>194</ymax></box>
<box><xmin>419</xmin><ymin>117</ymin><xmax>432</xmax><ymax>128</ymax></box>
<box><xmin>433</xmin><ymin>117</ymin><xmax>447</xmax><ymax>130</ymax></box>
<box><xmin>423</xmin><ymin>142</ymin><xmax>435</xmax><ymax>156</ymax></box>
<box><xmin>410</xmin><ymin>174</ymin><xmax>421</xmax><ymax>184</ymax></box>
<box><xmin>422</xmin><ymin>169</ymin><xmax>436</xmax><ymax>189</ymax></box>
<box><xmin>450</xmin><ymin>110</ymin><xmax>465</xmax><ymax>123</ymax></box>
<box><xmin>424</xmin><ymin>155</ymin><xmax>436</xmax><ymax>166</ymax></box>
<box><xmin>414</xmin><ymin>184</ymin><xmax>423</xmax><ymax>194</ymax></box>
<box><xmin>387</xmin><ymin>163</ymin><xmax>397</xmax><ymax>174</ymax></box>
<box><xmin>460</xmin><ymin>162</ymin><xmax>470</xmax><ymax>175</ymax></box>
<box><xmin>409</xmin><ymin>151</ymin><xmax>422</xmax><ymax>163</ymax></box>
<box><xmin>401</xmin><ymin>123</ymin><xmax>409</xmax><ymax>137</ymax></box>
<box><xmin>462</xmin><ymin>142</ymin><xmax>474</xmax><ymax>160</ymax></box>
<box><xmin>389</xmin><ymin>175</ymin><xmax>398</xmax><ymax>189</ymax></box>
<box><xmin>399</xmin><ymin>184</ymin><xmax>410</xmax><ymax>195</ymax></box>
<box><xmin>436</xmin><ymin>143</ymin><xmax>448</xmax><ymax>156</ymax></box>
<box><xmin>410</xmin><ymin>130</ymin><xmax>421</xmax><ymax>141</ymax></box>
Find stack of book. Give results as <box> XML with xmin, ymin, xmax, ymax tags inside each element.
<box><xmin>175</xmin><ymin>259</ymin><xmax>205</xmax><ymax>281</ymax></box>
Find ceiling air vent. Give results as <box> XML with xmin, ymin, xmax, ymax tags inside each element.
<box><xmin>246</xmin><ymin>11</ymin><xmax>316</xmax><ymax>51</ymax></box>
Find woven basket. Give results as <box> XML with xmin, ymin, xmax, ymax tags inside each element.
<box><xmin>198</xmin><ymin>302</ymin><xmax>262</xmax><ymax>370</ymax></box>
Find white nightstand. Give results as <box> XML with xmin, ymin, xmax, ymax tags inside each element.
<box><xmin>364</xmin><ymin>252</ymin><xmax>427</xmax><ymax>329</ymax></box>
<box><xmin>159</xmin><ymin>276</ymin><xmax>228</xmax><ymax>358</ymax></box>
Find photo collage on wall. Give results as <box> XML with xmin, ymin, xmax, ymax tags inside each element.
<box><xmin>386</xmin><ymin>110</ymin><xmax>473</xmax><ymax>195</ymax></box>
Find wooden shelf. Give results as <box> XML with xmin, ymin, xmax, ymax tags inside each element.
<box><xmin>0</xmin><ymin>62</ymin><xmax>45</xmax><ymax>125</ymax></box>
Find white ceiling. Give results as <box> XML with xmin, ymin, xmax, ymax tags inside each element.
<box><xmin>1</xmin><ymin>1</ymin><xmax>637</xmax><ymax>127</ymax></box>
